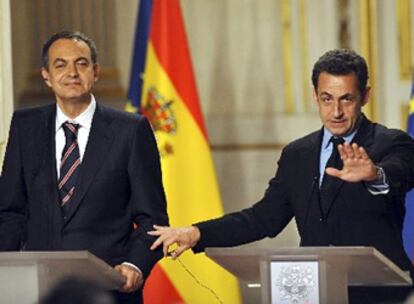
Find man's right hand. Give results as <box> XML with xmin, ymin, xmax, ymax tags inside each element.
<box><xmin>148</xmin><ymin>225</ymin><xmax>201</xmax><ymax>259</ymax></box>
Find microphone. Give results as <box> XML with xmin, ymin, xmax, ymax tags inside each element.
<box><xmin>300</xmin><ymin>174</ymin><xmax>319</xmax><ymax>246</ymax></box>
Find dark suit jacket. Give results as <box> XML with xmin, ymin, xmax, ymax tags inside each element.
<box><xmin>194</xmin><ymin>116</ymin><xmax>414</xmax><ymax>273</ymax></box>
<box><xmin>0</xmin><ymin>103</ymin><xmax>168</xmax><ymax>289</ymax></box>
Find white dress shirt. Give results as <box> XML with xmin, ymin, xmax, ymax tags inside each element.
<box><xmin>55</xmin><ymin>96</ymin><xmax>96</xmax><ymax>178</ymax></box>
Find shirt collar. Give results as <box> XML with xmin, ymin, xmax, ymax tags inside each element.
<box><xmin>55</xmin><ymin>95</ymin><xmax>96</xmax><ymax>131</ymax></box>
<box><xmin>322</xmin><ymin>119</ymin><xmax>361</xmax><ymax>150</ymax></box>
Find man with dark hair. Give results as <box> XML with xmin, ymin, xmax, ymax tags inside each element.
<box><xmin>311</xmin><ymin>48</ymin><xmax>369</xmax><ymax>95</ymax></box>
<box><xmin>0</xmin><ymin>31</ymin><xmax>168</xmax><ymax>304</ymax></box>
<box><xmin>149</xmin><ymin>49</ymin><xmax>414</xmax><ymax>303</ymax></box>
<box><xmin>41</xmin><ymin>31</ymin><xmax>99</xmax><ymax>68</ymax></box>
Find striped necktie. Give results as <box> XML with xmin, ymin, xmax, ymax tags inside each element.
<box><xmin>58</xmin><ymin>122</ymin><xmax>81</xmax><ymax>216</ymax></box>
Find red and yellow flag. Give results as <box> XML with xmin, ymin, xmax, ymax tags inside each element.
<box><xmin>126</xmin><ymin>1</ymin><xmax>241</xmax><ymax>303</ymax></box>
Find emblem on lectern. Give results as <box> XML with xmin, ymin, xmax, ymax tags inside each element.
<box><xmin>275</xmin><ymin>263</ymin><xmax>315</xmax><ymax>303</ymax></box>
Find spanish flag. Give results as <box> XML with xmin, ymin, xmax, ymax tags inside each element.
<box><xmin>126</xmin><ymin>1</ymin><xmax>242</xmax><ymax>303</ymax></box>
<box><xmin>403</xmin><ymin>77</ymin><xmax>414</xmax><ymax>264</ymax></box>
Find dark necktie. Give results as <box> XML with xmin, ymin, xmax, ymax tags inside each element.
<box><xmin>58</xmin><ymin>122</ymin><xmax>81</xmax><ymax>216</ymax></box>
<box><xmin>320</xmin><ymin>136</ymin><xmax>345</xmax><ymax>213</ymax></box>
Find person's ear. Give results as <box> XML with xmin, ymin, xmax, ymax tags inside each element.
<box><xmin>41</xmin><ymin>68</ymin><xmax>52</xmax><ymax>87</ymax></box>
<box><xmin>361</xmin><ymin>86</ymin><xmax>371</xmax><ymax>106</ymax></box>
<box><xmin>93</xmin><ymin>63</ymin><xmax>101</xmax><ymax>82</ymax></box>
<box><xmin>312</xmin><ymin>87</ymin><xmax>318</xmax><ymax>105</ymax></box>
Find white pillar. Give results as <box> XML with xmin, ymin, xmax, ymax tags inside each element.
<box><xmin>0</xmin><ymin>0</ymin><xmax>14</xmax><ymax>173</ymax></box>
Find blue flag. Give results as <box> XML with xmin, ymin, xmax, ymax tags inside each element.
<box><xmin>403</xmin><ymin>77</ymin><xmax>414</xmax><ymax>263</ymax></box>
<box><xmin>126</xmin><ymin>0</ymin><xmax>152</xmax><ymax>113</ymax></box>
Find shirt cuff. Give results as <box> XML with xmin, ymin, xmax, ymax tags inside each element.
<box><xmin>365</xmin><ymin>166</ymin><xmax>390</xmax><ymax>195</ymax></box>
<box><xmin>122</xmin><ymin>262</ymin><xmax>143</xmax><ymax>277</ymax></box>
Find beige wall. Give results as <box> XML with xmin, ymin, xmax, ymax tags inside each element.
<box><xmin>9</xmin><ymin>0</ymin><xmax>29</xmax><ymax>107</ymax></box>
<box><xmin>10</xmin><ymin>1</ymin><xmax>414</xmax><ymax>123</ymax></box>
<box><xmin>0</xmin><ymin>0</ymin><xmax>14</xmax><ymax>173</ymax></box>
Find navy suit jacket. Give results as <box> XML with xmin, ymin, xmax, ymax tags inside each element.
<box><xmin>194</xmin><ymin>116</ymin><xmax>414</xmax><ymax>273</ymax></box>
<box><xmin>0</xmin><ymin>102</ymin><xmax>168</xmax><ymax>280</ymax></box>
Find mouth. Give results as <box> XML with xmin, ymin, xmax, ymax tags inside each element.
<box><xmin>330</xmin><ymin>119</ymin><xmax>346</xmax><ymax>127</ymax></box>
<box><xmin>64</xmin><ymin>82</ymin><xmax>81</xmax><ymax>86</ymax></box>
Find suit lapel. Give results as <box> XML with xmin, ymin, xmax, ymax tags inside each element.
<box><xmin>36</xmin><ymin>105</ymin><xmax>57</xmax><ymax>180</ymax></box>
<box><xmin>302</xmin><ymin>131</ymin><xmax>323</xmax><ymax>188</ymax></box>
<box><xmin>350</xmin><ymin>115</ymin><xmax>374</xmax><ymax>148</ymax></box>
<box><xmin>63</xmin><ymin>104</ymin><xmax>114</xmax><ymax>224</ymax></box>
<box><xmin>44</xmin><ymin>105</ymin><xmax>59</xmax><ymax>199</ymax></box>
<box><xmin>300</xmin><ymin>130</ymin><xmax>323</xmax><ymax>220</ymax></box>
<box><xmin>33</xmin><ymin>105</ymin><xmax>63</xmax><ymax>228</ymax></box>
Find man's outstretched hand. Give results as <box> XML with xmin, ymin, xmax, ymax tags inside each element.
<box><xmin>148</xmin><ymin>225</ymin><xmax>201</xmax><ymax>259</ymax></box>
<box><xmin>325</xmin><ymin>142</ymin><xmax>378</xmax><ymax>182</ymax></box>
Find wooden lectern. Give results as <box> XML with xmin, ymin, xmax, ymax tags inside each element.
<box><xmin>206</xmin><ymin>246</ymin><xmax>412</xmax><ymax>304</ymax></box>
<box><xmin>0</xmin><ymin>251</ymin><xmax>124</xmax><ymax>304</ymax></box>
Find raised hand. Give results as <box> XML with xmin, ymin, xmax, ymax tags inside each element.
<box><xmin>148</xmin><ymin>225</ymin><xmax>201</xmax><ymax>259</ymax></box>
<box><xmin>325</xmin><ymin>142</ymin><xmax>378</xmax><ymax>182</ymax></box>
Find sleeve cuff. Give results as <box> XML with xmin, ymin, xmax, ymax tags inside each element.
<box><xmin>365</xmin><ymin>166</ymin><xmax>390</xmax><ymax>195</ymax></box>
<box><xmin>122</xmin><ymin>262</ymin><xmax>143</xmax><ymax>277</ymax></box>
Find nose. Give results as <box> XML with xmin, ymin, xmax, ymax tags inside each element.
<box><xmin>68</xmin><ymin>63</ymin><xmax>79</xmax><ymax>77</ymax></box>
<box><xmin>333</xmin><ymin>100</ymin><xmax>343</xmax><ymax>117</ymax></box>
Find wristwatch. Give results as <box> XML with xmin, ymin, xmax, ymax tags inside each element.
<box><xmin>375</xmin><ymin>165</ymin><xmax>386</xmax><ymax>182</ymax></box>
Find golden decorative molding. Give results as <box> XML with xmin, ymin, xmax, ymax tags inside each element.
<box><xmin>359</xmin><ymin>0</ymin><xmax>377</xmax><ymax>121</ymax></box>
<box><xmin>281</xmin><ymin>0</ymin><xmax>294</xmax><ymax>113</ymax></box>
<box><xmin>400</xmin><ymin>102</ymin><xmax>413</xmax><ymax>130</ymax></box>
<box><xmin>299</xmin><ymin>0</ymin><xmax>310</xmax><ymax>112</ymax></box>
<box><xmin>338</xmin><ymin>0</ymin><xmax>350</xmax><ymax>48</ymax></box>
<box><xmin>280</xmin><ymin>0</ymin><xmax>310</xmax><ymax>113</ymax></box>
<box><xmin>396</xmin><ymin>0</ymin><xmax>413</xmax><ymax>80</ymax></box>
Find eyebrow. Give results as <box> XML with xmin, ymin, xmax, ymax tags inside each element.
<box><xmin>339</xmin><ymin>93</ymin><xmax>355</xmax><ymax>100</ymax></box>
<box><xmin>319</xmin><ymin>92</ymin><xmax>355</xmax><ymax>100</ymax></box>
<box><xmin>319</xmin><ymin>92</ymin><xmax>332</xmax><ymax>97</ymax></box>
<box><xmin>52</xmin><ymin>57</ymin><xmax>90</xmax><ymax>65</ymax></box>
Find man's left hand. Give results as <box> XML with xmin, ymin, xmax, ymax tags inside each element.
<box><xmin>325</xmin><ymin>142</ymin><xmax>378</xmax><ymax>182</ymax></box>
<box><xmin>114</xmin><ymin>264</ymin><xmax>144</xmax><ymax>293</ymax></box>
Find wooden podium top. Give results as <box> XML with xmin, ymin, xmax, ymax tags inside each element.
<box><xmin>206</xmin><ymin>246</ymin><xmax>413</xmax><ymax>286</ymax></box>
<box><xmin>0</xmin><ymin>251</ymin><xmax>124</xmax><ymax>290</ymax></box>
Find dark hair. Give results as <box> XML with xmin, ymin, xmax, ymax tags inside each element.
<box><xmin>41</xmin><ymin>31</ymin><xmax>98</xmax><ymax>69</ymax></box>
<box><xmin>311</xmin><ymin>49</ymin><xmax>369</xmax><ymax>95</ymax></box>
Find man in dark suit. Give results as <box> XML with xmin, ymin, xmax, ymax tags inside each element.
<box><xmin>0</xmin><ymin>31</ymin><xmax>168</xmax><ymax>304</ymax></box>
<box><xmin>149</xmin><ymin>49</ymin><xmax>414</xmax><ymax>302</ymax></box>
